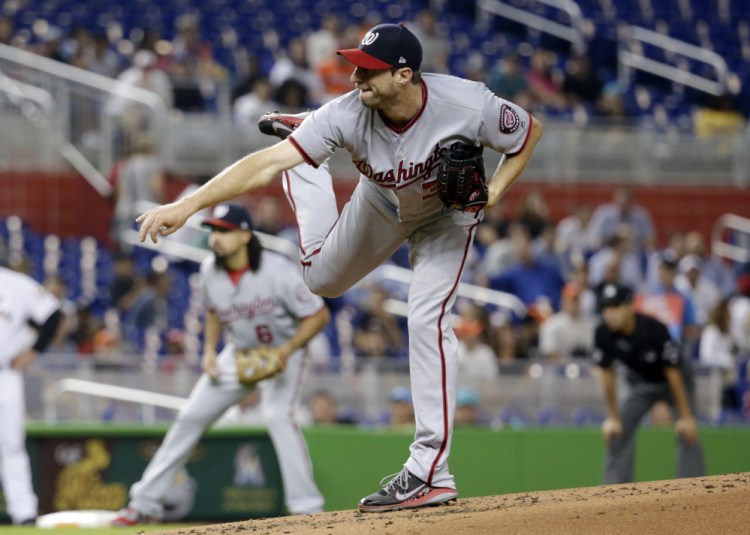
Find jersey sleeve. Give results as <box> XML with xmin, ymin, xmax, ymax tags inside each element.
<box><xmin>288</xmin><ymin>102</ymin><xmax>347</xmax><ymax>167</ymax></box>
<box><xmin>23</xmin><ymin>277</ymin><xmax>60</xmax><ymax>325</ymax></box>
<box><xmin>478</xmin><ymin>88</ymin><xmax>533</xmax><ymax>156</ymax></box>
<box><xmin>592</xmin><ymin>324</ymin><xmax>614</xmax><ymax>368</ymax></box>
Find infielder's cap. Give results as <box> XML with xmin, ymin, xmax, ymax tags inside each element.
<box><xmin>202</xmin><ymin>203</ymin><xmax>253</xmax><ymax>231</ymax></box>
<box><xmin>599</xmin><ymin>283</ymin><xmax>634</xmax><ymax>308</ymax></box>
<box><xmin>337</xmin><ymin>23</ymin><xmax>422</xmax><ymax>71</ymax></box>
<box><xmin>658</xmin><ymin>249</ymin><xmax>679</xmax><ymax>269</ymax></box>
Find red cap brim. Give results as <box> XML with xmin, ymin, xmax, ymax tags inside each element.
<box><xmin>201</xmin><ymin>218</ymin><xmax>240</xmax><ymax>230</ymax></box>
<box><xmin>337</xmin><ymin>48</ymin><xmax>392</xmax><ymax>69</ymax></box>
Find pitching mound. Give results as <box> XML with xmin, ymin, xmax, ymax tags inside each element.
<box><xmin>161</xmin><ymin>472</ymin><xmax>749</xmax><ymax>534</ymax></box>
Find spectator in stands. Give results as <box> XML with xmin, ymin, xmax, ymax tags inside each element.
<box><xmin>729</xmin><ymin>272</ymin><xmax>750</xmax><ymax>354</ymax></box>
<box><xmin>352</xmin><ymin>284</ymin><xmax>406</xmax><ymax>359</ymax></box>
<box><xmin>233</xmin><ymin>78</ymin><xmax>278</xmax><ymax>128</ymax></box>
<box><xmin>122</xmin><ymin>267</ymin><xmax>171</xmax><ymax>349</ymax></box>
<box><xmin>587</xmin><ymin>187</ymin><xmax>655</xmax><ymax>251</ymax></box>
<box><xmin>568</xmin><ymin>261</ymin><xmax>598</xmax><ymax>319</ymax></box>
<box><xmin>455</xmin><ymin>306</ymin><xmax>498</xmax><ymax>382</ymax></box>
<box><xmin>231</xmin><ymin>55</ymin><xmax>263</xmax><ymax>104</ymax></box>
<box><xmin>683</xmin><ymin>230</ymin><xmax>736</xmax><ymax>297</ymax></box>
<box><xmin>309</xmin><ymin>390</ymin><xmax>357</xmax><ymax>425</ymax></box>
<box><xmin>555</xmin><ymin>204</ymin><xmax>591</xmax><ymax>275</ymax></box>
<box><xmin>636</xmin><ymin>251</ymin><xmax>700</xmax><ymax>345</ymax></box>
<box><xmin>562</xmin><ymin>53</ymin><xmax>603</xmax><ymax>107</ymax></box>
<box><xmin>306</xmin><ymin>14</ymin><xmax>341</xmax><ymax>69</ymax></box>
<box><xmin>43</xmin><ymin>275</ymin><xmax>78</xmax><ymax>353</ymax></box>
<box><xmin>675</xmin><ymin>254</ymin><xmax>721</xmax><ymax>327</ymax></box>
<box><xmin>107</xmin><ymin>49</ymin><xmax>173</xmax><ymax>154</ymax></box>
<box><xmin>539</xmin><ymin>282</ymin><xmax>596</xmax><ymax>361</ymax></box>
<box><xmin>269</xmin><ymin>37</ymin><xmax>323</xmax><ymax>106</ymax></box>
<box><xmin>315</xmin><ymin>29</ymin><xmax>361</xmax><ymax>102</ymax></box>
<box><xmin>693</xmin><ymin>94</ymin><xmax>746</xmax><ymax>156</ymax></box>
<box><xmin>167</xmin><ymin>13</ymin><xmax>228</xmax><ymax>111</ymax></box>
<box><xmin>645</xmin><ymin>230</ymin><xmax>686</xmax><ymax>291</ymax></box>
<box><xmin>385</xmin><ymin>386</ymin><xmax>415</xmax><ymax>427</ymax></box>
<box><xmin>699</xmin><ymin>298</ymin><xmax>741</xmax><ymax>415</ymax></box>
<box><xmin>490</xmin><ymin>226</ymin><xmax>565</xmax><ymax>312</ymax></box>
<box><xmin>407</xmin><ymin>10</ymin><xmax>449</xmax><ymax>73</ymax></box>
<box><xmin>111</xmin><ymin>135</ymin><xmax>165</xmax><ymax>251</ymax></box>
<box><xmin>34</xmin><ymin>25</ymin><xmax>65</xmax><ymax>62</ymax></box>
<box><xmin>0</xmin><ymin>15</ymin><xmax>14</xmax><ymax>46</ymax></box>
<box><xmin>70</xmin><ymin>304</ymin><xmax>104</xmax><ymax>355</ymax></box>
<box><xmin>475</xmin><ymin>204</ymin><xmax>517</xmax><ymax>282</ymax></box>
<box><xmin>516</xmin><ymin>189</ymin><xmax>550</xmax><ymax>240</ymax></box>
<box><xmin>454</xmin><ymin>387</ymin><xmax>489</xmax><ymax>427</ymax></box>
<box><xmin>588</xmin><ymin>225</ymin><xmax>645</xmax><ymax>292</ymax></box>
<box><xmin>487</xmin><ymin>53</ymin><xmax>531</xmax><ymax>109</ymax></box>
<box><xmin>88</xmin><ymin>32</ymin><xmax>121</xmax><ymax>78</ymax></box>
<box><xmin>526</xmin><ymin>49</ymin><xmax>566</xmax><ymax>111</ymax></box>
<box><xmin>110</xmin><ymin>252</ymin><xmax>141</xmax><ymax>310</ymax></box>
<box><xmin>274</xmin><ymin>78</ymin><xmax>311</xmax><ymax>111</ymax></box>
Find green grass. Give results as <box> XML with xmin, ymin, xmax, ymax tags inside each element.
<box><xmin>0</xmin><ymin>524</ymin><xmax>199</xmax><ymax>534</ymax></box>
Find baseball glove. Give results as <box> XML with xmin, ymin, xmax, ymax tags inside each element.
<box><xmin>235</xmin><ymin>347</ymin><xmax>286</xmax><ymax>386</ymax></box>
<box><xmin>436</xmin><ymin>142</ymin><xmax>488</xmax><ymax>213</ymax></box>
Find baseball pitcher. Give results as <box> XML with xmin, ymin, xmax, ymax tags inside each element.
<box><xmin>136</xmin><ymin>22</ymin><xmax>541</xmax><ymax>512</ymax></box>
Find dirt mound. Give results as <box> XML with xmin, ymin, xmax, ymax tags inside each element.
<box><xmin>160</xmin><ymin>472</ymin><xmax>750</xmax><ymax>534</ymax></box>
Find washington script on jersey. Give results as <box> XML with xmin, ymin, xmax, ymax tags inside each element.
<box><xmin>353</xmin><ymin>143</ymin><xmax>445</xmax><ymax>191</ymax></box>
<box><xmin>214</xmin><ymin>296</ymin><xmax>277</xmax><ymax>322</ymax></box>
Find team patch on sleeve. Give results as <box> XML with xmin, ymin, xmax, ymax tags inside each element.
<box><xmin>499</xmin><ymin>104</ymin><xmax>520</xmax><ymax>134</ymax></box>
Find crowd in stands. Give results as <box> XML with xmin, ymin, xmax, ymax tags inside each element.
<box><xmin>3</xmin><ymin>179</ymin><xmax>750</xmax><ymax>427</ymax></box>
<box><xmin>1</xmin><ymin>2</ymin><xmax>747</xmax><ymax>134</ymax></box>
<box><xmin>2</xmin><ymin>0</ymin><xmax>749</xmax><ymax>426</ymax></box>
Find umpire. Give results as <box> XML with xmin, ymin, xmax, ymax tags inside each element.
<box><xmin>592</xmin><ymin>283</ymin><xmax>705</xmax><ymax>484</ymax></box>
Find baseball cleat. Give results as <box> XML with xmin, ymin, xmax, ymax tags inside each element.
<box><xmin>110</xmin><ymin>506</ymin><xmax>160</xmax><ymax>526</ymax></box>
<box><xmin>358</xmin><ymin>467</ymin><xmax>458</xmax><ymax>512</ymax></box>
<box><xmin>258</xmin><ymin>111</ymin><xmax>309</xmax><ymax>140</ymax></box>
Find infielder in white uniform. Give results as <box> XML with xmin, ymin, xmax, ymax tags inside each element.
<box><xmin>113</xmin><ymin>204</ymin><xmax>329</xmax><ymax>525</ymax></box>
<box><xmin>0</xmin><ymin>265</ymin><xmax>62</xmax><ymax>525</ymax></box>
<box><xmin>137</xmin><ymin>22</ymin><xmax>542</xmax><ymax>512</ymax></box>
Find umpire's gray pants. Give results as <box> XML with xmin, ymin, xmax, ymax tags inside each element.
<box><xmin>604</xmin><ymin>368</ymin><xmax>706</xmax><ymax>484</ymax></box>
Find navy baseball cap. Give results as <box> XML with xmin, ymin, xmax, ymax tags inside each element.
<box><xmin>202</xmin><ymin>204</ymin><xmax>253</xmax><ymax>231</ymax></box>
<box><xmin>337</xmin><ymin>23</ymin><xmax>422</xmax><ymax>71</ymax></box>
<box><xmin>599</xmin><ymin>283</ymin><xmax>634</xmax><ymax>308</ymax></box>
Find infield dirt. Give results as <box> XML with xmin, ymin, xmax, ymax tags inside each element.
<box><xmin>155</xmin><ymin>472</ymin><xmax>749</xmax><ymax>534</ymax></box>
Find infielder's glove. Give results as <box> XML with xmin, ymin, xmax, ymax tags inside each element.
<box><xmin>235</xmin><ymin>347</ymin><xmax>286</xmax><ymax>386</ymax></box>
<box><xmin>436</xmin><ymin>142</ymin><xmax>488</xmax><ymax>213</ymax></box>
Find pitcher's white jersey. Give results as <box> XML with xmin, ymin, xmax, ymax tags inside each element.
<box><xmin>0</xmin><ymin>267</ymin><xmax>60</xmax><ymax>367</ymax></box>
<box><xmin>288</xmin><ymin>73</ymin><xmax>532</xmax><ymax>221</ymax></box>
<box><xmin>200</xmin><ymin>252</ymin><xmax>325</xmax><ymax>349</ymax></box>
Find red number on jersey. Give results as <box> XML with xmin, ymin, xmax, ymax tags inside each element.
<box><xmin>256</xmin><ymin>324</ymin><xmax>274</xmax><ymax>344</ymax></box>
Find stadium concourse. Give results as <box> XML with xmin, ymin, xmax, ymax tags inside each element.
<box><xmin>156</xmin><ymin>473</ymin><xmax>750</xmax><ymax>535</ymax></box>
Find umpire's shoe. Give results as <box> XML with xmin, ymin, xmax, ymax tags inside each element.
<box><xmin>111</xmin><ymin>506</ymin><xmax>161</xmax><ymax>526</ymax></box>
<box><xmin>258</xmin><ymin>111</ymin><xmax>309</xmax><ymax>140</ymax></box>
<box><xmin>358</xmin><ymin>467</ymin><xmax>458</xmax><ymax>512</ymax></box>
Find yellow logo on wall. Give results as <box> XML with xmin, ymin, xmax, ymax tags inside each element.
<box><xmin>54</xmin><ymin>439</ymin><xmax>126</xmax><ymax>511</ymax></box>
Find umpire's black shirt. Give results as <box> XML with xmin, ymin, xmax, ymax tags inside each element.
<box><xmin>593</xmin><ymin>313</ymin><xmax>681</xmax><ymax>383</ymax></box>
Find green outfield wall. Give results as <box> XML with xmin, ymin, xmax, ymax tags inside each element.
<box><xmin>1</xmin><ymin>425</ymin><xmax>748</xmax><ymax>521</ymax></box>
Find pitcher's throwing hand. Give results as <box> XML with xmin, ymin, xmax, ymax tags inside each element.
<box><xmin>136</xmin><ymin>199</ymin><xmax>192</xmax><ymax>243</ymax></box>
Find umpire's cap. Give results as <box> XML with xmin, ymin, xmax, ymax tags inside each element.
<box><xmin>202</xmin><ymin>204</ymin><xmax>253</xmax><ymax>231</ymax></box>
<box><xmin>599</xmin><ymin>283</ymin><xmax>634</xmax><ymax>309</ymax></box>
<box><xmin>337</xmin><ymin>23</ymin><xmax>422</xmax><ymax>71</ymax></box>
